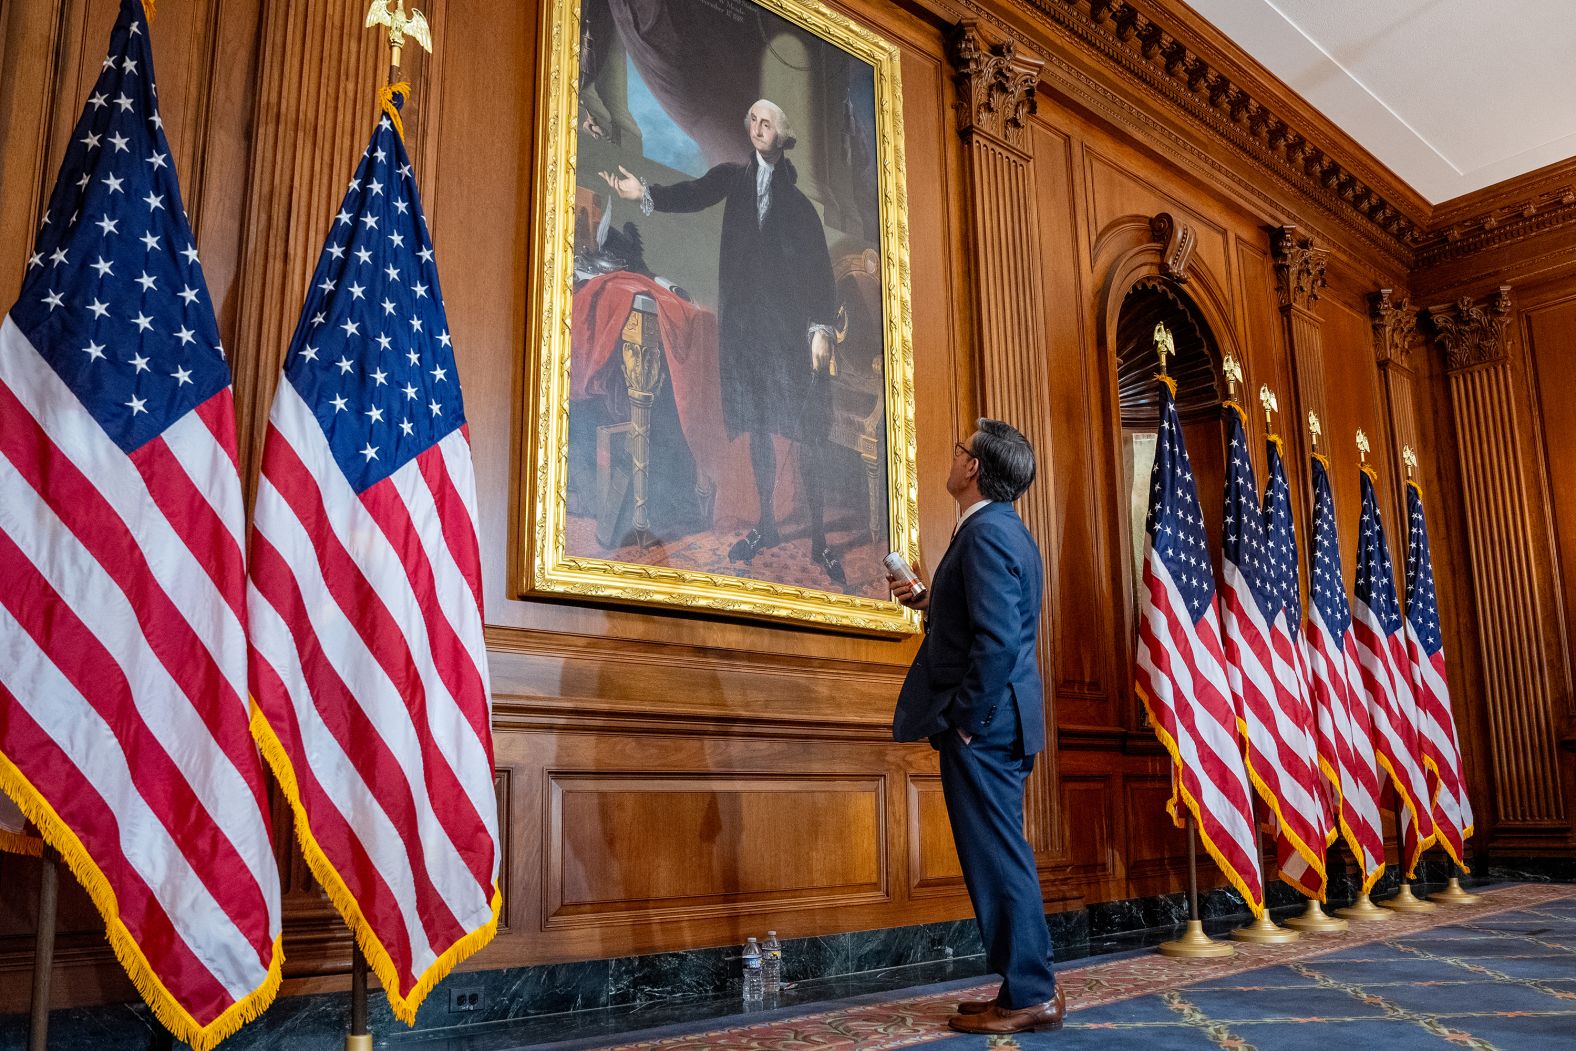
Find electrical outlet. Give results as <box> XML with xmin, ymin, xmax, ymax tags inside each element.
<box><xmin>448</xmin><ymin>985</ymin><xmax>484</xmax><ymax>1013</ymax></box>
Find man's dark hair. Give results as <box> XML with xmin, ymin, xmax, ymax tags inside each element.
<box><xmin>971</xmin><ymin>418</ymin><xmax>1036</xmax><ymax>502</ymax></box>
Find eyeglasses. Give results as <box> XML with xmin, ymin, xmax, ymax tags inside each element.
<box><xmin>954</xmin><ymin>441</ymin><xmax>977</xmax><ymax>460</ymax></box>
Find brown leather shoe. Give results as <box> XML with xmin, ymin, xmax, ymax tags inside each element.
<box><xmin>955</xmin><ymin>995</ymin><xmax>997</xmax><ymax>1015</ymax></box>
<box><xmin>948</xmin><ymin>986</ymin><xmax>1065</xmax><ymax>1034</ymax></box>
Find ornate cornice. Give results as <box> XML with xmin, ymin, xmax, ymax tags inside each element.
<box><xmin>998</xmin><ymin>0</ymin><xmax>1425</xmax><ymax>264</ymax></box>
<box><xmin>952</xmin><ymin>20</ymin><xmax>1044</xmax><ymax>150</ymax></box>
<box><xmin>1427</xmin><ymin>286</ymin><xmax>1515</xmax><ymax>373</ymax></box>
<box><xmin>1370</xmin><ymin>288</ymin><xmax>1419</xmax><ymax>368</ymax></box>
<box><xmin>1414</xmin><ymin>183</ymin><xmax>1576</xmax><ymax>268</ymax></box>
<box><xmin>1149</xmin><ymin>212</ymin><xmax>1196</xmax><ymax>283</ymax></box>
<box><xmin>941</xmin><ymin>0</ymin><xmax>1576</xmax><ymax>274</ymax></box>
<box><xmin>1271</xmin><ymin>225</ymin><xmax>1327</xmax><ymax>311</ymax></box>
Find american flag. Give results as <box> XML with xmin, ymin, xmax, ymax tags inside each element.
<box><xmin>1134</xmin><ymin>381</ymin><xmax>1264</xmax><ymax>915</ymax></box>
<box><xmin>1259</xmin><ymin>434</ymin><xmax>1337</xmax><ymax>897</ymax></box>
<box><xmin>1217</xmin><ymin>406</ymin><xmax>1328</xmax><ymax>899</ymax></box>
<box><xmin>0</xmin><ymin>3</ymin><xmax>282</xmax><ymax>1047</ymax></box>
<box><xmin>1350</xmin><ymin>466</ymin><xmax>1436</xmax><ymax>875</ymax></box>
<box><xmin>246</xmin><ymin>91</ymin><xmax>500</xmax><ymax>1022</ymax></box>
<box><xmin>1404</xmin><ymin>479</ymin><xmax>1474</xmax><ymax>867</ymax></box>
<box><xmin>1305</xmin><ymin>454</ymin><xmax>1386</xmax><ymax>892</ymax></box>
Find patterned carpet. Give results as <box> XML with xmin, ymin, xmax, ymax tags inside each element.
<box><xmin>586</xmin><ymin>883</ymin><xmax>1576</xmax><ymax>1050</ymax></box>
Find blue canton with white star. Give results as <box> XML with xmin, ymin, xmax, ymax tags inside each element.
<box><xmin>1261</xmin><ymin>438</ymin><xmax>1304</xmax><ymax>639</ymax></box>
<box><xmin>1308</xmin><ymin>456</ymin><xmax>1353</xmax><ymax>639</ymax></box>
<box><xmin>1404</xmin><ymin>482</ymin><xmax>1444</xmax><ymax>658</ymax></box>
<box><xmin>283</xmin><ymin>95</ymin><xmax>464</xmax><ymax>493</ymax></box>
<box><xmin>1354</xmin><ymin>470</ymin><xmax>1404</xmax><ymax>635</ymax></box>
<box><xmin>9</xmin><ymin>0</ymin><xmax>228</xmax><ymax>453</ymax></box>
<box><xmin>1220</xmin><ymin>407</ymin><xmax>1277</xmax><ymax>615</ymax></box>
<box><xmin>1146</xmin><ymin>383</ymin><xmax>1217</xmax><ymax>622</ymax></box>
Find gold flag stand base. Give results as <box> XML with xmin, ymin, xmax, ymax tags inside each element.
<box><xmin>1431</xmin><ymin>876</ymin><xmax>1481</xmax><ymax>905</ymax></box>
<box><xmin>1230</xmin><ymin>910</ymin><xmax>1301</xmax><ymax>943</ymax></box>
<box><xmin>346</xmin><ymin>1036</ymin><xmax>372</xmax><ymax>1051</ymax></box>
<box><xmin>1381</xmin><ymin>880</ymin><xmax>1436</xmax><ymax>912</ymax></box>
<box><xmin>1336</xmin><ymin>892</ymin><xmax>1396</xmax><ymax>922</ymax></box>
<box><xmin>1283</xmin><ymin>898</ymin><xmax>1349</xmax><ymax>933</ymax></box>
<box><xmin>1159</xmin><ymin>919</ymin><xmax>1236</xmax><ymax>958</ymax></box>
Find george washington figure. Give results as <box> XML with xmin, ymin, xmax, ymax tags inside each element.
<box><xmin>601</xmin><ymin>98</ymin><xmax>845</xmax><ymax>586</ymax></box>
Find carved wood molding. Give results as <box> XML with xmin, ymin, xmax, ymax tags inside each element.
<box><xmin>952</xmin><ymin>20</ymin><xmax>1044</xmax><ymax>150</ymax></box>
<box><xmin>1271</xmin><ymin>225</ymin><xmax>1327</xmax><ymax>312</ymax></box>
<box><xmin>1371</xmin><ymin>288</ymin><xmax>1419</xmax><ymax>368</ymax></box>
<box><xmin>1149</xmin><ymin>212</ymin><xmax>1196</xmax><ymax>283</ymax></box>
<box><xmin>992</xmin><ymin>0</ymin><xmax>1425</xmax><ymax>262</ymax></box>
<box><xmin>1427</xmin><ymin>286</ymin><xmax>1515</xmax><ymax>373</ymax></box>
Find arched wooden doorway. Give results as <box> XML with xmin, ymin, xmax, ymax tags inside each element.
<box><xmin>1114</xmin><ymin>276</ymin><xmax>1226</xmax><ymax>603</ymax></box>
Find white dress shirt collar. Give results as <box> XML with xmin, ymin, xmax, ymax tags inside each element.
<box><xmin>958</xmin><ymin>499</ymin><xmax>992</xmax><ymax>526</ymax></box>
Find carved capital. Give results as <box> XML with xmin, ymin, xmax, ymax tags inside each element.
<box><xmin>1271</xmin><ymin>225</ymin><xmax>1328</xmax><ymax>311</ymax></box>
<box><xmin>1149</xmin><ymin>212</ymin><xmax>1196</xmax><ymax>283</ymax></box>
<box><xmin>1428</xmin><ymin>285</ymin><xmax>1515</xmax><ymax>373</ymax></box>
<box><xmin>1370</xmin><ymin>288</ymin><xmax>1419</xmax><ymax>367</ymax></box>
<box><xmin>952</xmin><ymin>21</ymin><xmax>1044</xmax><ymax>150</ymax></box>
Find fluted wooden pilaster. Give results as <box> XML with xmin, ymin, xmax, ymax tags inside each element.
<box><xmin>1429</xmin><ymin>288</ymin><xmax>1566</xmax><ymax>826</ymax></box>
<box><xmin>1372</xmin><ymin>289</ymin><xmax>1421</xmax><ymax>525</ymax></box>
<box><xmin>951</xmin><ymin>20</ymin><xmax>1060</xmax><ymax>856</ymax></box>
<box><xmin>1271</xmin><ymin>225</ymin><xmax>1328</xmax><ymax>480</ymax></box>
<box><xmin>230</xmin><ymin>0</ymin><xmax>446</xmax><ymax>490</ymax></box>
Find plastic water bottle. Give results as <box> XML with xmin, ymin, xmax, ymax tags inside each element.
<box><xmin>741</xmin><ymin>937</ymin><xmax>763</xmax><ymax>1001</ymax></box>
<box><xmin>762</xmin><ymin>931</ymin><xmax>782</xmax><ymax>993</ymax></box>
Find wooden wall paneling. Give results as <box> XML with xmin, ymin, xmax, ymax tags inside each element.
<box><xmin>949</xmin><ymin>19</ymin><xmax>1062</xmax><ymax>859</ymax></box>
<box><xmin>547</xmin><ymin>773</ymin><xmax>886</xmax><ymax>923</ymax></box>
<box><xmin>1120</xmin><ymin>776</ymin><xmax>1190</xmax><ymax>899</ymax></box>
<box><xmin>1371</xmin><ymin>288</ymin><xmax>1423</xmax><ymax>490</ymax></box>
<box><xmin>1058</xmin><ymin>776</ymin><xmax>1117</xmax><ymax>885</ymax></box>
<box><xmin>1428</xmin><ymin>288</ymin><xmax>1569</xmax><ymax>837</ymax></box>
<box><xmin>1523</xmin><ymin>296</ymin><xmax>1576</xmax><ymax>826</ymax></box>
<box><xmin>1030</xmin><ymin>116</ymin><xmax>1114</xmax><ymax>730</ymax></box>
<box><xmin>0</xmin><ymin>0</ymin><xmax>79</xmax><ymax>302</ymax></box>
<box><xmin>908</xmin><ymin>773</ymin><xmax>965</xmax><ymax>894</ymax></box>
<box><xmin>1315</xmin><ymin>294</ymin><xmax>1391</xmax><ymax>557</ymax></box>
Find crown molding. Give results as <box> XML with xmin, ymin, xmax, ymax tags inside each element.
<box><xmin>932</xmin><ymin>0</ymin><xmax>1576</xmax><ymax>277</ymax></box>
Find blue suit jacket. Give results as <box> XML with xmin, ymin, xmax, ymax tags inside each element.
<box><xmin>892</xmin><ymin>501</ymin><xmax>1047</xmax><ymax>753</ymax></box>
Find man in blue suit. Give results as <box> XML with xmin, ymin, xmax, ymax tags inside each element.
<box><xmin>889</xmin><ymin>418</ymin><xmax>1062</xmax><ymax>1035</ymax></box>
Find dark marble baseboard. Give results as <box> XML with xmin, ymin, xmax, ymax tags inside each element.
<box><xmin>0</xmin><ymin>857</ymin><xmax>1547</xmax><ymax>1050</ymax></box>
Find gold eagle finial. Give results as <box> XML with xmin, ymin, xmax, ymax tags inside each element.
<box><xmin>365</xmin><ymin>0</ymin><xmax>432</xmax><ymax>56</ymax></box>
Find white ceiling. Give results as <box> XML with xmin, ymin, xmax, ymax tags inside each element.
<box><xmin>1183</xmin><ymin>0</ymin><xmax>1576</xmax><ymax>204</ymax></box>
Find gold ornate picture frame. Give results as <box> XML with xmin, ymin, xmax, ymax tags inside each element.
<box><xmin>525</xmin><ymin>0</ymin><xmax>919</xmax><ymax>633</ymax></box>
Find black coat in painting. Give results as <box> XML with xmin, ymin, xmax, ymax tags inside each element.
<box><xmin>648</xmin><ymin>155</ymin><xmax>837</xmax><ymax>443</ymax></box>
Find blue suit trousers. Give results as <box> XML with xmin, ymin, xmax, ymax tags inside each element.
<box><xmin>936</xmin><ymin>699</ymin><xmax>1056</xmax><ymax>1009</ymax></box>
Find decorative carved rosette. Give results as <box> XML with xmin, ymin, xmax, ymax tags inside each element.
<box><xmin>952</xmin><ymin>21</ymin><xmax>1044</xmax><ymax>150</ymax></box>
<box><xmin>1370</xmin><ymin>288</ymin><xmax>1420</xmax><ymax>368</ymax></box>
<box><xmin>1427</xmin><ymin>286</ymin><xmax>1515</xmax><ymax>373</ymax></box>
<box><xmin>1271</xmin><ymin>225</ymin><xmax>1328</xmax><ymax>311</ymax></box>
